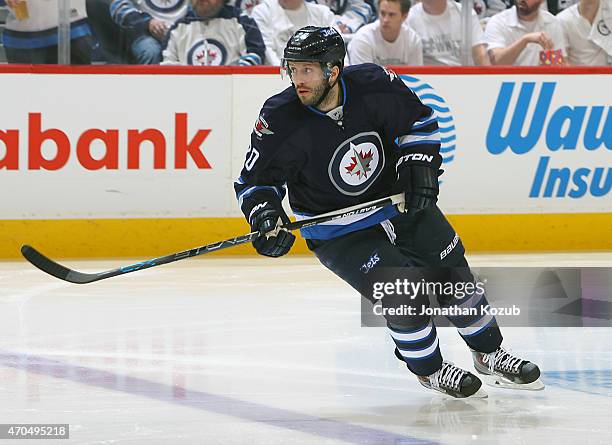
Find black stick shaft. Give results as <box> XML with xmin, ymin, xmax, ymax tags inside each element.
<box><xmin>21</xmin><ymin>193</ymin><xmax>404</xmax><ymax>284</ymax></box>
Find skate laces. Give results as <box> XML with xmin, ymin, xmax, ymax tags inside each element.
<box><xmin>430</xmin><ymin>362</ymin><xmax>466</xmax><ymax>391</ymax></box>
<box><xmin>484</xmin><ymin>347</ymin><xmax>523</xmax><ymax>374</ymax></box>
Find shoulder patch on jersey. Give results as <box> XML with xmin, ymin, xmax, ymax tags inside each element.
<box><xmin>382</xmin><ymin>66</ymin><xmax>398</xmax><ymax>82</ymax></box>
<box><xmin>254</xmin><ymin>114</ymin><xmax>274</xmax><ymax>138</ymax></box>
<box><xmin>342</xmin><ymin>63</ymin><xmax>402</xmax><ymax>94</ymax></box>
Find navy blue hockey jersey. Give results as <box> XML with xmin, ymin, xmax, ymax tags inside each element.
<box><xmin>234</xmin><ymin>63</ymin><xmax>441</xmax><ymax>240</ymax></box>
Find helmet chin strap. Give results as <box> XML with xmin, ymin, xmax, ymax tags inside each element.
<box><xmin>312</xmin><ymin>71</ymin><xmax>340</xmax><ymax>109</ymax></box>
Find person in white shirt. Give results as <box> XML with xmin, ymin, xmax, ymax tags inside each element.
<box><xmin>407</xmin><ymin>0</ymin><xmax>490</xmax><ymax>66</ymax></box>
<box><xmin>252</xmin><ymin>0</ymin><xmax>336</xmax><ymax>64</ymax></box>
<box><xmin>473</xmin><ymin>0</ymin><xmax>514</xmax><ymax>20</ymax></box>
<box><xmin>557</xmin><ymin>0</ymin><xmax>612</xmax><ymax>65</ymax></box>
<box><xmin>348</xmin><ymin>0</ymin><xmax>422</xmax><ymax>65</ymax></box>
<box><xmin>546</xmin><ymin>0</ymin><xmax>580</xmax><ymax>15</ymax></box>
<box><xmin>484</xmin><ymin>0</ymin><xmax>568</xmax><ymax>65</ymax></box>
<box><xmin>310</xmin><ymin>0</ymin><xmax>374</xmax><ymax>34</ymax></box>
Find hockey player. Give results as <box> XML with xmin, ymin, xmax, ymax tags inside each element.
<box><xmin>234</xmin><ymin>26</ymin><xmax>544</xmax><ymax>398</ymax></box>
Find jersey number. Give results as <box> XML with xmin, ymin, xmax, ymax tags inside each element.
<box><xmin>244</xmin><ymin>145</ymin><xmax>260</xmax><ymax>171</ymax></box>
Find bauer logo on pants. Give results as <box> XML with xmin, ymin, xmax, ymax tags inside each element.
<box><xmin>328</xmin><ymin>132</ymin><xmax>385</xmax><ymax>196</ymax></box>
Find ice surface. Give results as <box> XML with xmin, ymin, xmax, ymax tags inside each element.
<box><xmin>0</xmin><ymin>253</ymin><xmax>611</xmax><ymax>444</ymax></box>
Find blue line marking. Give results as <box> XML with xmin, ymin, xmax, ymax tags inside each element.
<box><xmin>542</xmin><ymin>370</ymin><xmax>612</xmax><ymax>398</ymax></box>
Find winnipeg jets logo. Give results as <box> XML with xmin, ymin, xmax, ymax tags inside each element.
<box><xmin>329</xmin><ymin>132</ymin><xmax>385</xmax><ymax>196</ymax></box>
<box><xmin>187</xmin><ymin>39</ymin><xmax>227</xmax><ymax>66</ymax></box>
<box><xmin>253</xmin><ymin>115</ymin><xmax>274</xmax><ymax>138</ymax></box>
<box><xmin>345</xmin><ymin>143</ymin><xmax>374</xmax><ymax>179</ymax></box>
<box><xmin>145</xmin><ymin>0</ymin><xmax>184</xmax><ymax>13</ymax></box>
<box><xmin>597</xmin><ymin>19</ymin><xmax>611</xmax><ymax>36</ymax></box>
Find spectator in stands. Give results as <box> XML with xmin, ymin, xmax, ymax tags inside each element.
<box><xmin>407</xmin><ymin>0</ymin><xmax>490</xmax><ymax>65</ymax></box>
<box><xmin>348</xmin><ymin>0</ymin><xmax>422</xmax><ymax>65</ymax></box>
<box><xmin>86</xmin><ymin>0</ymin><xmax>130</xmax><ymax>63</ymax></box>
<box><xmin>484</xmin><ymin>0</ymin><xmax>568</xmax><ymax>65</ymax></box>
<box><xmin>557</xmin><ymin>0</ymin><xmax>611</xmax><ymax>65</ymax></box>
<box><xmin>233</xmin><ymin>0</ymin><xmax>262</xmax><ymax>15</ymax></box>
<box><xmin>473</xmin><ymin>0</ymin><xmax>514</xmax><ymax>21</ymax></box>
<box><xmin>234</xmin><ymin>0</ymin><xmax>373</xmax><ymax>35</ymax></box>
<box><xmin>309</xmin><ymin>0</ymin><xmax>374</xmax><ymax>34</ymax></box>
<box><xmin>110</xmin><ymin>0</ymin><xmax>189</xmax><ymax>64</ymax></box>
<box><xmin>162</xmin><ymin>0</ymin><xmax>265</xmax><ymax>65</ymax></box>
<box><xmin>252</xmin><ymin>0</ymin><xmax>336</xmax><ymax>64</ymax></box>
<box><xmin>1</xmin><ymin>0</ymin><xmax>97</xmax><ymax>64</ymax></box>
<box><xmin>545</xmin><ymin>0</ymin><xmax>579</xmax><ymax>15</ymax></box>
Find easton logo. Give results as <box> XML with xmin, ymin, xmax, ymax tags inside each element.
<box><xmin>329</xmin><ymin>132</ymin><xmax>384</xmax><ymax>196</ymax></box>
<box><xmin>396</xmin><ymin>152</ymin><xmax>435</xmax><ymax>169</ymax></box>
<box><xmin>332</xmin><ymin>205</ymin><xmax>378</xmax><ymax>221</ymax></box>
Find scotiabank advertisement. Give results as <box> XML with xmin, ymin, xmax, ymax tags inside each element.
<box><xmin>0</xmin><ymin>68</ymin><xmax>610</xmax><ymax>220</ymax></box>
<box><xmin>0</xmin><ymin>72</ymin><xmax>235</xmax><ymax>219</ymax></box>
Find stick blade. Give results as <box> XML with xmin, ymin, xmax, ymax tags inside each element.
<box><xmin>20</xmin><ymin>245</ymin><xmax>100</xmax><ymax>284</ymax></box>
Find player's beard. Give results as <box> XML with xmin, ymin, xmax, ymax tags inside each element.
<box><xmin>296</xmin><ymin>78</ymin><xmax>330</xmax><ymax>107</ymax></box>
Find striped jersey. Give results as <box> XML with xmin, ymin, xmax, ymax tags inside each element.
<box><xmin>234</xmin><ymin>63</ymin><xmax>441</xmax><ymax>240</ymax></box>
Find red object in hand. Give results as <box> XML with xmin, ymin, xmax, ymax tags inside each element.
<box><xmin>539</xmin><ymin>49</ymin><xmax>565</xmax><ymax>66</ymax></box>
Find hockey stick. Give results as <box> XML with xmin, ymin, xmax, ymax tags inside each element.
<box><xmin>21</xmin><ymin>193</ymin><xmax>405</xmax><ymax>284</ymax></box>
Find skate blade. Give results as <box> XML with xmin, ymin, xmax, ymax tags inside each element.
<box><xmin>482</xmin><ymin>375</ymin><xmax>545</xmax><ymax>391</ymax></box>
<box><xmin>421</xmin><ymin>384</ymin><xmax>489</xmax><ymax>399</ymax></box>
<box><xmin>469</xmin><ymin>386</ymin><xmax>489</xmax><ymax>398</ymax></box>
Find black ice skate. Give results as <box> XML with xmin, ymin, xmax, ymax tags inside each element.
<box><xmin>418</xmin><ymin>361</ymin><xmax>488</xmax><ymax>399</ymax></box>
<box><xmin>471</xmin><ymin>346</ymin><xmax>545</xmax><ymax>390</ymax></box>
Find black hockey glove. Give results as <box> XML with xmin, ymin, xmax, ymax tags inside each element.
<box><xmin>249</xmin><ymin>200</ymin><xmax>295</xmax><ymax>258</ymax></box>
<box><xmin>398</xmin><ymin>165</ymin><xmax>441</xmax><ymax>215</ymax></box>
